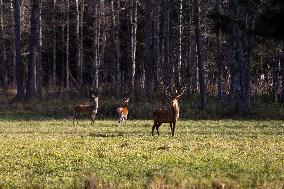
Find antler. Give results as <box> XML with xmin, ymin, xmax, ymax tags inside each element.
<box><xmin>89</xmin><ymin>83</ymin><xmax>106</xmax><ymax>97</ymax></box>
<box><xmin>175</xmin><ymin>87</ymin><xmax>186</xmax><ymax>99</ymax></box>
<box><xmin>164</xmin><ymin>86</ymin><xmax>173</xmax><ymax>99</ymax></box>
<box><xmin>159</xmin><ymin>81</ymin><xmax>172</xmax><ymax>99</ymax></box>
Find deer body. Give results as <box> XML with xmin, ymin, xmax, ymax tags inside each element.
<box><xmin>73</xmin><ymin>96</ymin><xmax>99</xmax><ymax>125</ymax></box>
<box><xmin>117</xmin><ymin>98</ymin><xmax>129</xmax><ymax>126</ymax></box>
<box><xmin>152</xmin><ymin>89</ymin><xmax>185</xmax><ymax>136</ymax></box>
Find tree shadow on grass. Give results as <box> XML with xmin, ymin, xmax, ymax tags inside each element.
<box><xmin>0</xmin><ymin>112</ymin><xmax>116</xmax><ymax>123</ymax></box>
<box><xmin>88</xmin><ymin>130</ymin><xmax>150</xmax><ymax>138</ymax></box>
<box><xmin>0</xmin><ymin>112</ymin><xmax>66</xmax><ymax>121</ymax></box>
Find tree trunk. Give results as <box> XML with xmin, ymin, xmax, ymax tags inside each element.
<box><xmin>236</xmin><ymin>27</ymin><xmax>246</xmax><ymax>112</ymax></box>
<box><xmin>227</xmin><ymin>0</ymin><xmax>250</xmax><ymax>113</ymax></box>
<box><xmin>245</xmin><ymin>36</ymin><xmax>253</xmax><ymax>109</ymax></box>
<box><xmin>110</xmin><ymin>0</ymin><xmax>119</xmax><ymax>94</ymax></box>
<box><xmin>152</xmin><ymin>1</ymin><xmax>160</xmax><ymax>94</ymax></box>
<box><xmin>128</xmin><ymin>0</ymin><xmax>137</xmax><ymax>93</ymax></box>
<box><xmin>36</xmin><ymin>0</ymin><xmax>42</xmax><ymax>97</ymax></box>
<box><xmin>76</xmin><ymin>0</ymin><xmax>84</xmax><ymax>93</ymax></box>
<box><xmin>194</xmin><ymin>0</ymin><xmax>206</xmax><ymax>111</ymax></box>
<box><xmin>12</xmin><ymin>0</ymin><xmax>24</xmax><ymax>98</ymax></box>
<box><xmin>244</xmin><ymin>11</ymin><xmax>254</xmax><ymax>110</ymax></box>
<box><xmin>281</xmin><ymin>40</ymin><xmax>284</xmax><ymax>103</ymax></box>
<box><xmin>52</xmin><ymin>0</ymin><xmax>57</xmax><ymax>90</ymax></box>
<box><xmin>66</xmin><ymin>0</ymin><xmax>70</xmax><ymax>90</ymax></box>
<box><xmin>144</xmin><ymin>0</ymin><xmax>153</xmax><ymax>97</ymax></box>
<box><xmin>186</xmin><ymin>0</ymin><xmax>193</xmax><ymax>95</ymax></box>
<box><xmin>4</xmin><ymin>0</ymin><xmax>15</xmax><ymax>86</ymax></box>
<box><xmin>92</xmin><ymin>1</ymin><xmax>99</xmax><ymax>89</ymax></box>
<box><xmin>214</xmin><ymin>0</ymin><xmax>223</xmax><ymax>100</ymax></box>
<box><xmin>79</xmin><ymin>0</ymin><xmax>84</xmax><ymax>89</ymax></box>
<box><xmin>26</xmin><ymin>0</ymin><xmax>39</xmax><ymax>98</ymax></box>
<box><xmin>177</xmin><ymin>0</ymin><xmax>183</xmax><ymax>87</ymax></box>
<box><xmin>163</xmin><ymin>0</ymin><xmax>172</xmax><ymax>89</ymax></box>
<box><xmin>0</xmin><ymin>0</ymin><xmax>7</xmax><ymax>90</ymax></box>
<box><xmin>272</xmin><ymin>55</ymin><xmax>277</xmax><ymax>101</ymax></box>
<box><xmin>227</xmin><ymin>0</ymin><xmax>237</xmax><ymax>111</ymax></box>
<box><xmin>113</xmin><ymin>0</ymin><xmax>121</xmax><ymax>95</ymax></box>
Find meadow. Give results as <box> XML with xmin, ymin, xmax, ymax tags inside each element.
<box><xmin>0</xmin><ymin>114</ymin><xmax>284</xmax><ymax>188</ymax></box>
<box><xmin>0</xmin><ymin>92</ymin><xmax>284</xmax><ymax>188</ymax></box>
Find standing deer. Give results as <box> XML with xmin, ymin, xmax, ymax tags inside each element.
<box><xmin>73</xmin><ymin>95</ymin><xmax>99</xmax><ymax>125</ymax></box>
<box><xmin>116</xmin><ymin>98</ymin><xmax>129</xmax><ymax>126</ymax></box>
<box><xmin>152</xmin><ymin>87</ymin><xmax>186</xmax><ymax>136</ymax></box>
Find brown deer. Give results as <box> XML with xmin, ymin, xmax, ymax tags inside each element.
<box><xmin>73</xmin><ymin>95</ymin><xmax>99</xmax><ymax>125</ymax></box>
<box><xmin>116</xmin><ymin>98</ymin><xmax>129</xmax><ymax>126</ymax></box>
<box><xmin>152</xmin><ymin>87</ymin><xmax>186</xmax><ymax>136</ymax></box>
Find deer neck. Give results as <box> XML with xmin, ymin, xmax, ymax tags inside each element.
<box><xmin>93</xmin><ymin>101</ymin><xmax>98</xmax><ymax>109</ymax></box>
<box><xmin>171</xmin><ymin>103</ymin><xmax>180</xmax><ymax>120</ymax></box>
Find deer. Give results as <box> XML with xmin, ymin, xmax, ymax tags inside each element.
<box><xmin>73</xmin><ymin>95</ymin><xmax>99</xmax><ymax>125</ymax></box>
<box><xmin>116</xmin><ymin>98</ymin><xmax>129</xmax><ymax>126</ymax></box>
<box><xmin>152</xmin><ymin>87</ymin><xmax>186</xmax><ymax>136</ymax></box>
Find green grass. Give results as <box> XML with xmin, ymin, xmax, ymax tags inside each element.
<box><xmin>0</xmin><ymin>114</ymin><xmax>284</xmax><ymax>188</ymax></box>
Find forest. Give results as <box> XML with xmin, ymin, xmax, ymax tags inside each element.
<box><xmin>0</xmin><ymin>0</ymin><xmax>283</xmax><ymax>114</ymax></box>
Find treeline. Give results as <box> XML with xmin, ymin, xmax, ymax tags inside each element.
<box><xmin>0</xmin><ymin>0</ymin><xmax>284</xmax><ymax>113</ymax></box>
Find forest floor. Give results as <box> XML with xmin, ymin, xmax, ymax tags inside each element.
<box><xmin>0</xmin><ymin>114</ymin><xmax>284</xmax><ymax>188</ymax></box>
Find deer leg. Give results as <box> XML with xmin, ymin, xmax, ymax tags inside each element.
<box><xmin>124</xmin><ymin>115</ymin><xmax>128</xmax><ymax>125</ymax></box>
<box><xmin>91</xmin><ymin>113</ymin><xmax>96</xmax><ymax>125</ymax></box>
<box><xmin>73</xmin><ymin>113</ymin><xmax>78</xmax><ymax>125</ymax></box>
<box><xmin>118</xmin><ymin>116</ymin><xmax>122</xmax><ymax>126</ymax></box>
<box><xmin>118</xmin><ymin>113</ymin><xmax>122</xmax><ymax>125</ymax></box>
<box><xmin>123</xmin><ymin>116</ymin><xmax>127</xmax><ymax>126</ymax></box>
<box><xmin>172</xmin><ymin>122</ymin><xmax>176</xmax><ymax>137</ymax></box>
<box><xmin>170</xmin><ymin>123</ymin><xmax>173</xmax><ymax>133</ymax></box>
<box><xmin>120</xmin><ymin>116</ymin><xmax>124</xmax><ymax>126</ymax></box>
<box><xmin>156</xmin><ymin>123</ymin><xmax>161</xmax><ymax>135</ymax></box>
<box><xmin>73</xmin><ymin>112</ymin><xmax>76</xmax><ymax>125</ymax></box>
<box><xmin>76</xmin><ymin>115</ymin><xmax>80</xmax><ymax>125</ymax></box>
<box><xmin>152</xmin><ymin>122</ymin><xmax>157</xmax><ymax>136</ymax></box>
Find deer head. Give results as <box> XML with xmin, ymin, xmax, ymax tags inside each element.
<box><xmin>163</xmin><ymin>86</ymin><xmax>186</xmax><ymax>108</ymax></box>
<box><xmin>123</xmin><ymin>98</ymin><xmax>129</xmax><ymax>106</ymax></box>
<box><xmin>88</xmin><ymin>83</ymin><xmax>105</xmax><ymax>98</ymax></box>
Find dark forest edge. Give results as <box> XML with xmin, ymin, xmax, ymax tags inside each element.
<box><xmin>1</xmin><ymin>0</ymin><xmax>284</xmax><ymax>115</ymax></box>
<box><xmin>1</xmin><ymin>90</ymin><xmax>284</xmax><ymax>121</ymax></box>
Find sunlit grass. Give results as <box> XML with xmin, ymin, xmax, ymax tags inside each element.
<box><xmin>0</xmin><ymin>115</ymin><xmax>284</xmax><ymax>188</ymax></box>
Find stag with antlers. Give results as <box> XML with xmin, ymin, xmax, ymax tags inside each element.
<box><xmin>116</xmin><ymin>98</ymin><xmax>129</xmax><ymax>126</ymax></box>
<box><xmin>73</xmin><ymin>95</ymin><xmax>99</xmax><ymax>125</ymax></box>
<box><xmin>152</xmin><ymin>87</ymin><xmax>186</xmax><ymax>136</ymax></box>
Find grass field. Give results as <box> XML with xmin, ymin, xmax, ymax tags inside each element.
<box><xmin>0</xmin><ymin>114</ymin><xmax>284</xmax><ymax>188</ymax></box>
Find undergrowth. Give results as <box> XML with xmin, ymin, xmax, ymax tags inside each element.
<box><xmin>0</xmin><ymin>90</ymin><xmax>284</xmax><ymax>120</ymax></box>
